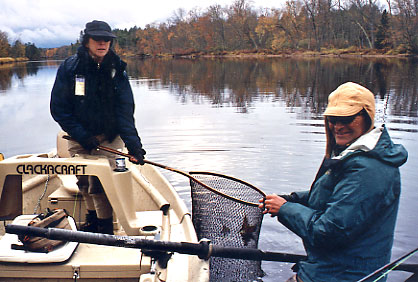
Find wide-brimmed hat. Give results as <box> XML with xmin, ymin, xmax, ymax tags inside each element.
<box><xmin>84</xmin><ymin>20</ymin><xmax>116</xmax><ymax>38</ymax></box>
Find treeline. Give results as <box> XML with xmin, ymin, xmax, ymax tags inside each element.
<box><xmin>0</xmin><ymin>30</ymin><xmax>78</xmax><ymax>61</ymax></box>
<box><xmin>2</xmin><ymin>0</ymin><xmax>417</xmax><ymax>60</ymax></box>
<box><xmin>0</xmin><ymin>31</ymin><xmax>43</xmax><ymax>61</ymax></box>
<box><xmin>111</xmin><ymin>0</ymin><xmax>417</xmax><ymax>56</ymax></box>
<box><xmin>28</xmin><ymin>0</ymin><xmax>418</xmax><ymax>59</ymax></box>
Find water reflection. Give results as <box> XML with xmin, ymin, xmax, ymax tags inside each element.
<box><xmin>1</xmin><ymin>57</ymin><xmax>417</xmax><ymax>121</ymax></box>
<box><xmin>126</xmin><ymin>57</ymin><xmax>418</xmax><ymax>119</ymax></box>
<box><xmin>0</xmin><ymin>62</ymin><xmax>41</xmax><ymax>92</ymax></box>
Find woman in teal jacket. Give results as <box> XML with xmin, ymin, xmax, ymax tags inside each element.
<box><xmin>260</xmin><ymin>82</ymin><xmax>408</xmax><ymax>282</ymax></box>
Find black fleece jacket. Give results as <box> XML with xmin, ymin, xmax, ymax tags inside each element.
<box><xmin>50</xmin><ymin>46</ymin><xmax>144</xmax><ymax>154</ymax></box>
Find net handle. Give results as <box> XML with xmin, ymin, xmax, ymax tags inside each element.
<box><xmin>62</xmin><ymin>135</ymin><xmax>265</xmax><ymax>207</ymax></box>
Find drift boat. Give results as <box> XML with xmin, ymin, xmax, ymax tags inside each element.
<box><xmin>0</xmin><ymin>135</ymin><xmax>209</xmax><ymax>281</ymax></box>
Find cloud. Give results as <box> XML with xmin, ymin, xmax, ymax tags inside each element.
<box><xmin>0</xmin><ymin>0</ymin><xmax>284</xmax><ymax>48</ymax></box>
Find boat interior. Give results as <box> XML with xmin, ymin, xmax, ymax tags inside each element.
<box><xmin>0</xmin><ymin>133</ymin><xmax>209</xmax><ymax>281</ymax></box>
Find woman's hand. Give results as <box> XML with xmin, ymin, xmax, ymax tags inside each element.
<box><xmin>259</xmin><ymin>194</ymin><xmax>287</xmax><ymax>217</ymax></box>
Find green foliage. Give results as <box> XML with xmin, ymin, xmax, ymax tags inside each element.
<box><xmin>25</xmin><ymin>43</ymin><xmax>41</xmax><ymax>60</ymax></box>
<box><xmin>10</xmin><ymin>40</ymin><xmax>26</xmax><ymax>58</ymax></box>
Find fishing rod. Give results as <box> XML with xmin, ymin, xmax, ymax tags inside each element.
<box><xmin>6</xmin><ymin>224</ymin><xmax>305</xmax><ymax>263</ymax></box>
<box><xmin>357</xmin><ymin>247</ymin><xmax>418</xmax><ymax>282</ymax></box>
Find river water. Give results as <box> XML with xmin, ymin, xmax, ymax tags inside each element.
<box><xmin>0</xmin><ymin>57</ymin><xmax>417</xmax><ymax>281</ymax></box>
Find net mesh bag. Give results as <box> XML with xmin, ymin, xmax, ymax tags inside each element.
<box><xmin>190</xmin><ymin>172</ymin><xmax>265</xmax><ymax>282</ymax></box>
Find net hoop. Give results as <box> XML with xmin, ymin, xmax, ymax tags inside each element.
<box><xmin>189</xmin><ymin>171</ymin><xmax>266</xmax><ymax>207</ymax></box>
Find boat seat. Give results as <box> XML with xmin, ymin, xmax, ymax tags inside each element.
<box><xmin>0</xmin><ymin>215</ymin><xmax>78</xmax><ymax>263</ymax></box>
<box><xmin>56</xmin><ymin>175</ymin><xmax>79</xmax><ymax>194</ymax></box>
<box><xmin>56</xmin><ymin>131</ymin><xmax>71</xmax><ymax>158</ymax></box>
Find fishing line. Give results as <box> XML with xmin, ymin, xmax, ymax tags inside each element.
<box><xmin>372</xmin><ymin>248</ymin><xmax>418</xmax><ymax>282</ymax></box>
<box><xmin>357</xmin><ymin>247</ymin><xmax>418</xmax><ymax>282</ymax></box>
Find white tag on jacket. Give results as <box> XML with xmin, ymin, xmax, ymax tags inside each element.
<box><xmin>75</xmin><ymin>75</ymin><xmax>85</xmax><ymax>96</ymax></box>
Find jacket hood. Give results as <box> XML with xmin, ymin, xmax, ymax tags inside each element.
<box><xmin>334</xmin><ymin>125</ymin><xmax>408</xmax><ymax>168</ymax></box>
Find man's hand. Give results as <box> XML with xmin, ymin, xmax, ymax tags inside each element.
<box><xmin>129</xmin><ymin>148</ymin><xmax>146</xmax><ymax>165</ymax></box>
<box><xmin>80</xmin><ymin>136</ymin><xmax>99</xmax><ymax>151</ymax></box>
<box><xmin>259</xmin><ymin>194</ymin><xmax>287</xmax><ymax>217</ymax></box>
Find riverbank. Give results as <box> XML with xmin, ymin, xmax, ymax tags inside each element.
<box><xmin>127</xmin><ymin>47</ymin><xmax>417</xmax><ymax>59</ymax></box>
<box><xmin>0</xmin><ymin>57</ymin><xmax>29</xmax><ymax>65</ymax></box>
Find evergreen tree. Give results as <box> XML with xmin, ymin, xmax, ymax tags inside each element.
<box><xmin>25</xmin><ymin>43</ymin><xmax>41</xmax><ymax>60</ymax></box>
<box><xmin>10</xmin><ymin>40</ymin><xmax>26</xmax><ymax>58</ymax></box>
<box><xmin>375</xmin><ymin>10</ymin><xmax>391</xmax><ymax>49</ymax></box>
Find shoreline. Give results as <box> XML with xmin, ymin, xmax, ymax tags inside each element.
<box><xmin>127</xmin><ymin>48</ymin><xmax>417</xmax><ymax>59</ymax></box>
<box><xmin>0</xmin><ymin>57</ymin><xmax>29</xmax><ymax>65</ymax></box>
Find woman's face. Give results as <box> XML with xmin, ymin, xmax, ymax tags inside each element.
<box><xmin>86</xmin><ymin>37</ymin><xmax>111</xmax><ymax>62</ymax></box>
<box><xmin>328</xmin><ymin>113</ymin><xmax>369</xmax><ymax>146</ymax></box>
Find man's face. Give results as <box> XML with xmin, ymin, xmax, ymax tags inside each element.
<box><xmin>86</xmin><ymin>37</ymin><xmax>111</xmax><ymax>62</ymax></box>
<box><xmin>328</xmin><ymin>113</ymin><xmax>368</xmax><ymax>146</ymax></box>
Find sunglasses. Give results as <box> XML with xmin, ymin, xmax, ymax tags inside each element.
<box><xmin>328</xmin><ymin>112</ymin><xmax>362</xmax><ymax>125</ymax></box>
<box><xmin>91</xmin><ymin>36</ymin><xmax>112</xmax><ymax>42</ymax></box>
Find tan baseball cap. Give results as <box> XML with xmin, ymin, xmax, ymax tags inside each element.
<box><xmin>324</xmin><ymin>82</ymin><xmax>375</xmax><ymax>123</ymax></box>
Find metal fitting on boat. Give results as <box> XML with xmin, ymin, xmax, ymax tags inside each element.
<box><xmin>114</xmin><ymin>157</ymin><xmax>128</xmax><ymax>172</ymax></box>
<box><xmin>198</xmin><ymin>238</ymin><xmax>212</xmax><ymax>260</ymax></box>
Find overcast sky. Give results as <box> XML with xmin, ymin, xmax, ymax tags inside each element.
<box><xmin>0</xmin><ymin>0</ymin><xmax>283</xmax><ymax>48</ymax></box>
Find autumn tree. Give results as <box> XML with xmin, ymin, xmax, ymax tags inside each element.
<box><xmin>393</xmin><ymin>0</ymin><xmax>418</xmax><ymax>53</ymax></box>
<box><xmin>0</xmin><ymin>31</ymin><xmax>10</xmax><ymax>57</ymax></box>
<box><xmin>47</xmin><ymin>0</ymin><xmax>416</xmax><ymax>56</ymax></box>
<box><xmin>225</xmin><ymin>0</ymin><xmax>260</xmax><ymax>50</ymax></box>
<box><xmin>275</xmin><ymin>0</ymin><xmax>306</xmax><ymax>49</ymax></box>
<box><xmin>255</xmin><ymin>12</ymin><xmax>279</xmax><ymax>50</ymax></box>
<box><xmin>204</xmin><ymin>5</ymin><xmax>227</xmax><ymax>51</ymax></box>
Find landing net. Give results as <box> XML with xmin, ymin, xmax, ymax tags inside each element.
<box><xmin>190</xmin><ymin>171</ymin><xmax>265</xmax><ymax>282</ymax></box>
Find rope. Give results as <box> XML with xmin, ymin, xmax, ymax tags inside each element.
<box><xmin>72</xmin><ymin>191</ymin><xmax>78</xmax><ymax>218</ymax></box>
<box><xmin>33</xmin><ymin>175</ymin><xmax>50</xmax><ymax>214</ymax></box>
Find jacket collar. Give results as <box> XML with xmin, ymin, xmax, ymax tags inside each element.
<box><xmin>332</xmin><ymin>125</ymin><xmax>383</xmax><ymax>159</ymax></box>
<box><xmin>76</xmin><ymin>46</ymin><xmax>125</xmax><ymax>72</ymax></box>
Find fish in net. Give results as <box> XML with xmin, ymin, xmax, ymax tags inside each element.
<box><xmin>190</xmin><ymin>171</ymin><xmax>266</xmax><ymax>282</ymax></box>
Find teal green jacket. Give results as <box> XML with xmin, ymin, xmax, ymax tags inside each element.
<box><xmin>278</xmin><ymin>126</ymin><xmax>408</xmax><ymax>282</ymax></box>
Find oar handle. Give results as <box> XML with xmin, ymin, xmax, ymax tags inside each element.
<box><xmin>5</xmin><ymin>225</ymin><xmax>305</xmax><ymax>263</ymax></box>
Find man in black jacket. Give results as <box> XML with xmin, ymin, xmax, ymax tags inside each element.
<box><xmin>50</xmin><ymin>20</ymin><xmax>146</xmax><ymax>234</ymax></box>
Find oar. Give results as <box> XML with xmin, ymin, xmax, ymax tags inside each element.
<box><xmin>61</xmin><ymin>135</ymin><xmax>266</xmax><ymax>207</ymax></box>
<box><xmin>6</xmin><ymin>224</ymin><xmax>305</xmax><ymax>263</ymax></box>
